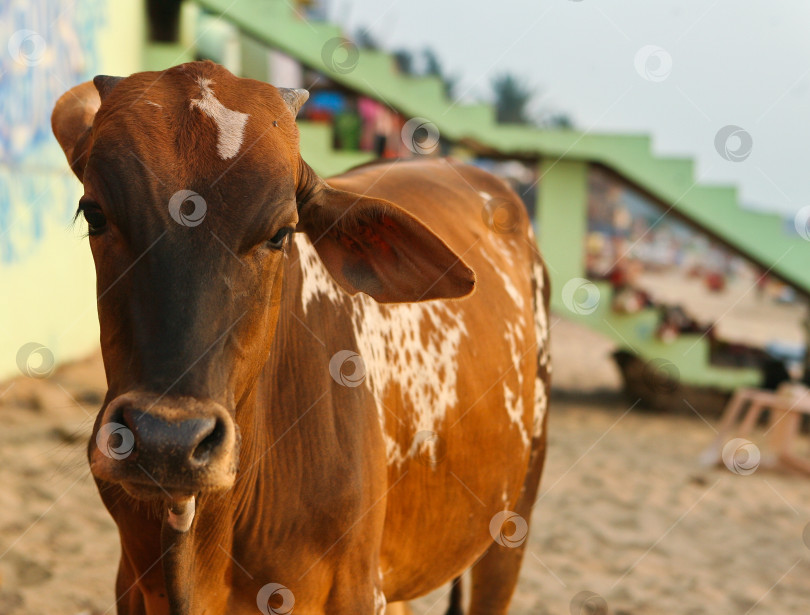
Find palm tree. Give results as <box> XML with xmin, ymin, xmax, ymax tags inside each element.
<box><xmin>393</xmin><ymin>50</ymin><xmax>414</xmax><ymax>75</ymax></box>
<box><xmin>491</xmin><ymin>73</ymin><xmax>533</xmax><ymax>124</ymax></box>
<box><xmin>424</xmin><ymin>48</ymin><xmax>458</xmax><ymax>99</ymax></box>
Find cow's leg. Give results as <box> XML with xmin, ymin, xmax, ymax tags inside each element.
<box><xmin>467</xmin><ymin>427</ymin><xmax>548</xmax><ymax>615</ymax></box>
<box><xmin>445</xmin><ymin>577</ymin><xmax>463</xmax><ymax>615</ymax></box>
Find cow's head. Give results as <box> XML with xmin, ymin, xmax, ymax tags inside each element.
<box><xmin>52</xmin><ymin>62</ymin><xmax>474</xmax><ymax>528</ymax></box>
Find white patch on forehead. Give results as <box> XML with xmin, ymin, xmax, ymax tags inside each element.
<box><xmin>189</xmin><ymin>77</ymin><xmax>249</xmax><ymax>160</ymax></box>
<box><xmin>478</xmin><ymin>190</ymin><xmax>492</xmax><ymax>202</ymax></box>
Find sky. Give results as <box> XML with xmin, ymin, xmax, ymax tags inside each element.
<box><xmin>324</xmin><ymin>0</ymin><xmax>810</xmax><ymax>217</ymax></box>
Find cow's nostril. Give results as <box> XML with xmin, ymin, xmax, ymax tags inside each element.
<box><xmin>191</xmin><ymin>417</ymin><xmax>226</xmax><ymax>464</ymax></box>
<box><xmin>105</xmin><ymin>404</ymin><xmax>138</xmax><ymax>457</ymax></box>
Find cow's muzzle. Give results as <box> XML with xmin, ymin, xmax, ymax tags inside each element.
<box><xmin>91</xmin><ymin>392</ymin><xmax>239</xmax><ymax>501</ymax></box>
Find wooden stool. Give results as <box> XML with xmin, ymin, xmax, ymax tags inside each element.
<box><xmin>700</xmin><ymin>384</ymin><xmax>810</xmax><ymax>475</ymax></box>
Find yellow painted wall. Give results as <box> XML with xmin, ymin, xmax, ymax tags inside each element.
<box><xmin>0</xmin><ymin>0</ymin><xmax>145</xmax><ymax>381</ymax></box>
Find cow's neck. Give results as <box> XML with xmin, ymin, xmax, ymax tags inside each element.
<box><xmin>147</xmin><ymin>383</ymin><xmax>264</xmax><ymax>614</ymax></box>
<box><xmin>144</xmin><ymin>236</ymin><xmax>355</xmax><ymax>613</ymax></box>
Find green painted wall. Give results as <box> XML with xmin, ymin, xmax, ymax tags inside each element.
<box><xmin>536</xmin><ymin>158</ymin><xmax>588</xmax><ymax>295</ymax></box>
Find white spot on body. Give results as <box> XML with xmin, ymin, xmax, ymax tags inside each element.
<box><xmin>295</xmin><ymin>218</ymin><xmax>543</xmax><ymax>457</ymax></box>
<box><xmin>503</xmin><ymin>319</ymin><xmax>530</xmax><ymax>449</ymax></box>
<box><xmin>145</xmin><ymin>100</ymin><xmax>162</xmax><ymax>108</ymax></box>
<box><xmin>294</xmin><ymin>234</ymin><xmax>466</xmax><ymax>466</ymax></box>
<box><xmin>479</xmin><ymin>247</ymin><xmax>525</xmax><ymax>311</ymax></box>
<box><xmin>295</xmin><ymin>235</ymin><xmax>341</xmax><ymax>315</ymax></box>
<box><xmin>374</xmin><ymin>586</ymin><xmax>386</xmax><ymax>615</ymax></box>
<box><xmin>354</xmin><ymin>297</ymin><xmax>467</xmax><ymax>466</ymax></box>
<box><xmin>478</xmin><ymin>190</ymin><xmax>492</xmax><ymax>202</ymax></box>
<box><xmin>477</xmin><ymin>240</ymin><xmax>533</xmax><ymax>448</ymax></box>
<box><xmin>529</xmin><ymin>227</ymin><xmax>550</xmax><ymax>439</ymax></box>
<box><xmin>411</xmin><ymin>432</ymin><xmax>440</xmax><ymax>466</ymax></box>
<box><xmin>189</xmin><ymin>77</ymin><xmax>249</xmax><ymax>160</ymax></box>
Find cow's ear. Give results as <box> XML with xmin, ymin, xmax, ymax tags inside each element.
<box><xmin>298</xmin><ymin>184</ymin><xmax>476</xmax><ymax>303</ymax></box>
<box><xmin>51</xmin><ymin>81</ymin><xmax>101</xmax><ymax>182</ymax></box>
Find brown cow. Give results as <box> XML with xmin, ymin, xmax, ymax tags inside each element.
<box><xmin>51</xmin><ymin>61</ymin><xmax>550</xmax><ymax>615</ymax></box>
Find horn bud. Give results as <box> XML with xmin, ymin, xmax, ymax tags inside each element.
<box><xmin>93</xmin><ymin>75</ymin><xmax>124</xmax><ymax>101</ymax></box>
<box><xmin>278</xmin><ymin>87</ymin><xmax>309</xmax><ymax>118</ymax></box>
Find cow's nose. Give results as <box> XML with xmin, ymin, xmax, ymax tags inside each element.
<box><xmin>92</xmin><ymin>392</ymin><xmax>239</xmax><ymax>493</ymax></box>
<box><xmin>119</xmin><ymin>406</ymin><xmax>225</xmax><ymax>467</ymax></box>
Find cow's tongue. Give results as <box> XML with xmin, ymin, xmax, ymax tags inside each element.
<box><xmin>166</xmin><ymin>495</ymin><xmax>196</xmax><ymax>533</ymax></box>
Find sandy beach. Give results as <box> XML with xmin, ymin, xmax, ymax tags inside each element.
<box><xmin>2</xmin><ymin>351</ymin><xmax>809</xmax><ymax>613</ymax></box>
<box><xmin>1</xmin><ymin>273</ymin><xmax>809</xmax><ymax>614</ymax></box>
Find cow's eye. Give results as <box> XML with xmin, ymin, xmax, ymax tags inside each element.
<box><xmin>80</xmin><ymin>204</ymin><xmax>107</xmax><ymax>235</ymax></box>
<box><xmin>267</xmin><ymin>226</ymin><xmax>294</xmax><ymax>250</ymax></box>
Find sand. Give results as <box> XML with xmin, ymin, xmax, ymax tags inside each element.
<box><xmin>2</xmin><ymin>339</ymin><xmax>809</xmax><ymax>614</ymax></box>
<box><xmin>1</xmin><ymin>269</ymin><xmax>808</xmax><ymax>613</ymax></box>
